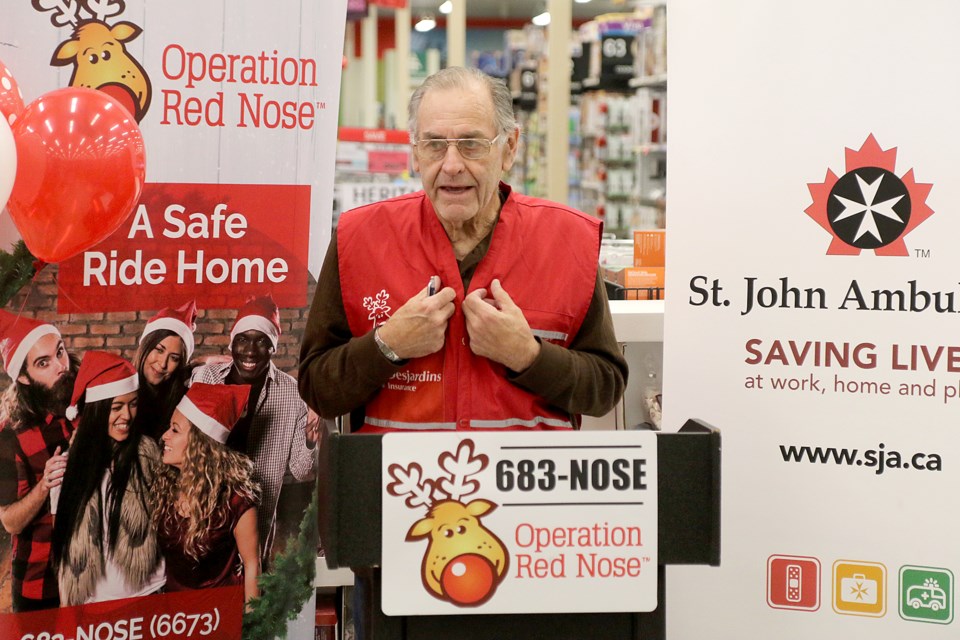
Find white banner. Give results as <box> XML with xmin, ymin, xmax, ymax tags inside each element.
<box><xmin>665</xmin><ymin>1</ymin><xmax>959</xmax><ymax>637</ymax></box>
<box><xmin>381</xmin><ymin>431</ymin><xmax>658</xmax><ymax>615</ymax></box>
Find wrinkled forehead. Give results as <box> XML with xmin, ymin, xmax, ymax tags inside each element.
<box><xmin>416</xmin><ymin>83</ymin><xmax>496</xmax><ymax>139</ymax></box>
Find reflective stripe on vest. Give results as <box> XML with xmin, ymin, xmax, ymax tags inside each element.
<box><xmin>366</xmin><ymin>416</ymin><xmax>457</xmax><ymax>430</ymax></box>
<box><xmin>470</xmin><ymin>416</ymin><xmax>575</xmax><ymax>429</ymax></box>
<box><xmin>366</xmin><ymin>416</ymin><xmax>574</xmax><ymax>430</ymax></box>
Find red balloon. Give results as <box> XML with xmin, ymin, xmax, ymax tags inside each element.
<box><xmin>0</xmin><ymin>59</ymin><xmax>25</xmax><ymax>127</ymax></box>
<box><xmin>8</xmin><ymin>87</ymin><xmax>145</xmax><ymax>263</ymax></box>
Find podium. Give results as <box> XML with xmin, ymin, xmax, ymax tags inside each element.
<box><xmin>318</xmin><ymin>419</ymin><xmax>720</xmax><ymax>640</ymax></box>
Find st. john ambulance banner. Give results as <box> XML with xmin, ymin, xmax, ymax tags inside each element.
<box><xmin>665</xmin><ymin>2</ymin><xmax>960</xmax><ymax>638</ymax></box>
<box><xmin>381</xmin><ymin>431</ymin><xmax>658</xmax><ymax>615</ymax></box>
<box><xmin>4</xmin><ymin>0</ymin><xmax>343</xmax><ymax>307</ymax></box>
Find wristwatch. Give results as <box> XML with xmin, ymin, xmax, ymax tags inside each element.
<box><xmin>374</xmin><ymin>326</ymin><xmax>403</xmax><ymax>363</ymax></box>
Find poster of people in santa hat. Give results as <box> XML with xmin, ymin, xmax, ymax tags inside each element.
<box><xmin>0</xmin><ymin>0</ymin><xmax>348</xmax><ymax>636</ymax></box>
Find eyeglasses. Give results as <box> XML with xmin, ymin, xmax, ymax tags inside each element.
<box><xmin>413</xmin><ymin>135</ymin><xmax>502</xmax><ymax>161</ymax></box>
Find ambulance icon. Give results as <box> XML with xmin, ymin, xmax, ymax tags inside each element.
<box><xmin>906</xmin><ymin>580</ymin><xmax>946</xmax><ymax>612</ymax></box>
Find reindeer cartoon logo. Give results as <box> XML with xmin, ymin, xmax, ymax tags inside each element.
<box><xmin>32</xmin><ymin>0</ymin><xmax>152</xmax><ymax>122</ymax></box>
<box><xmin>387</xmin><ymin>439</ymin><xmax>509</xmax><ymax>607</ymax></box>
<box><xmin>363</xmin><ymin>289</ymin><xmax>392</xmax><ymax>329</ymax></box>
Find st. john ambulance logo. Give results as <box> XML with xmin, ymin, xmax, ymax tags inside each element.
<box><xmin>805</xmin><ymin>134</ymin><xmax>933</xmax><ymax>256</ymax></box>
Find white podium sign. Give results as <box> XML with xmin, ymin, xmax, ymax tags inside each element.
<box><xmin>381</xmin><ymin>431</ymin><xmax>658</xmax><ymax>616</ymax></box>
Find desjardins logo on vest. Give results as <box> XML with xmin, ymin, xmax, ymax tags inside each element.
<box><xmin>388</xmin><ymin>370</ymin><xmax>443</xmax><ymax>393</ymax></box>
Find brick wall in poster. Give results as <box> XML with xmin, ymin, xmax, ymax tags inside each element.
<box><xmin>2</xmin><ymin>266</ymin><xmax>318</xmax><ymax>382</ymax></box>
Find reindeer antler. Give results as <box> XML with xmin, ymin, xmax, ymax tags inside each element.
<box><xmin>80</xmin><ymin>0</ymin><xmax>125</xmax><ymax>21</ymax></box>
<box><xmin>436</xmin><ymin>439</ymin><xmax>488</xmax><ymax>501</ymax></box>
<box><xmin>386</xmin><ymin>462</ymin><xmax>437</xmax><ymax>509</ymax></box>
<box><xmin>31</xmin><ymin>0</ymin><xmax>81</xmax><ymax>27</ymax></box>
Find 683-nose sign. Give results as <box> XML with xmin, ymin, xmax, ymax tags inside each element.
<box><xmin>495</xmin><ymin>456</ymin><xmax>648</xmax><ymax>493</ymax></box>
<box><xmin>381</xmin><ymin>431</ymin><xmax>658</xmax><ymax>615</ymax></box>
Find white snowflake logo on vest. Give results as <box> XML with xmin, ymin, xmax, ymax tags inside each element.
<box><xmin>363</xmin><ymin>289</ymin><xmax>392</xmax><ymax>328</ymax></box>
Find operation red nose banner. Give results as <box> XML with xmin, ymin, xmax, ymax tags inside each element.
<box><xmin>381</xmin><ymin>432</ymin><xmax>658</xmax><ymax>616</ymax></box>
<box><xmin>0</xmin><ymin>587</ymin><xmax>243</xmax><ymax>640</ymax></box>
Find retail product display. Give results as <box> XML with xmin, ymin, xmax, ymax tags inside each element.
<box><xmin>506</xmin><ymin>26</ymin><xmax>548</xmax><ymax>197</ymax></box>
<box><xmin>505</xmin><ymin>6</ymin><xmax>668</xmax><ymax>239</ymax></box>
<box><xmin>333</xmin><ymin>127</ymin><xmax>421</xmax><ymax>229</ymax></box>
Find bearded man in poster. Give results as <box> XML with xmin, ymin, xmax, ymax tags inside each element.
<box><xmin>0</xmin><ymin>312</ymin><xmax>78</xmax><ymax>612</ymax></box>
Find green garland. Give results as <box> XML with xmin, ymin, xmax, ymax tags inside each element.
<box><xmin>242</xmin><ymin>492</ymin><xmax>318</xmax><ymax>639</ymax></box>
<box><xmin>0</xmin><ymin>241</ymin><xmax>37</xmax><ymax>308</ymax></box>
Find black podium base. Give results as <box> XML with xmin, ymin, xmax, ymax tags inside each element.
<box><xmin>319</xmin><ymin>419</ymin><xmax>720</xmax><ymax>640</ymax></box>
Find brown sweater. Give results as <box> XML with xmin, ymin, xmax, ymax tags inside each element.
<box><xmin>298</xmin><ymin>226</ymin><xmax>628</xmax><ymax>432</ymax></box>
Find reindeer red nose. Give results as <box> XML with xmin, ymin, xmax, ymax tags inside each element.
<box><xmin>441</xmin><ymin>553</ymin><xmax>496</xmax><ymax>605</ymax></box>
<box><xmin>97</xmin><ymin>83</ymin><xmax>139</xmax><ymax>120</ymax></box>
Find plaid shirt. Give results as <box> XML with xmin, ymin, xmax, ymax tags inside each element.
<box><xmin>190</xmin><ymin>361</ymin><xmax>316</xmax><ymax>562</ymax></box>
<box><xmin>0</xmin><ymin>414</ymin><xmax>73</xmax><ymax>601</ymax></box>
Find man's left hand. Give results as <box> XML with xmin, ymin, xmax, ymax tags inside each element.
<box><xmin>462</xmin><ymin>279</ymin><xmax>540</xmax><ymax>372</ymax></box>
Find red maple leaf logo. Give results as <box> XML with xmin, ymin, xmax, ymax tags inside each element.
<box><xmin>805</xmin><ymin>134</ymin><xmax>933</xmax><ymax>256</ymax></box>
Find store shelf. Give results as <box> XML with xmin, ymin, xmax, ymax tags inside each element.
<box><xmin>315</xmin><ymin>559</ymin><xmax>354</xmax><ymax>588</ymax></box>
<box><xmin>609</xmin><ymin>300</ymin><xmax>664</xmax><ymax>343</ymax></box>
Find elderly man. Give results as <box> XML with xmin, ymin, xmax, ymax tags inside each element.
<box><xmin>0</xmin><ymin>311</ymin><xmax>77</xmax><ymax>612</ymax></box>
<box><xmin>299</xmin><ymin>66</ymin><xmax>627</xmax><ymax>433</ymax></box>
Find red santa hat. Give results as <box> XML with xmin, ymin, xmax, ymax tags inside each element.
<box><xmin>140</xmin><ymin>300</ymin><xmax>198</xmax><ymax>359</ymax></box>
<box><xmin>0</xmin><ymin>309</ymin><xmax>61</xmax><ymax>378</ymax></box>
<box><xmin>230</xmin><ymin>295</ymin><xmax>280</xmax><ymax>349</ymax></box>
<box><xmin>66</xmin><ymin>351</ymin><xmax>139</xmax><ymax>421</ymax></box>
<box><xmin>176</xmin><ymin>382</ymin><xmax>250</xmax><ymax>444</ymax></box>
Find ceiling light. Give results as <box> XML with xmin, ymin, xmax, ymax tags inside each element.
<box><xmin>414</xmin><ymin>15</ymin><xmax>437</xmax><ymax>32</ymax></box>
<box><xmin>574</xmin><ymin>0</ymin><xmax>592</xmax><ymax>3</ymax></box>
<box><xmin>531</xmin><ymin>11</ymin><xmax>550</xmax><ymax>26</ymax></box>
<box><xmin>438</xmin><ymin>1</ymin><xmax>452</xmax><ymax>14</ymax></box>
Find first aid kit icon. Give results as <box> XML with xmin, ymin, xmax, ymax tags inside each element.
<box><xmin>834</xmin><ymin>560</ymin><xmax>886</xmax><ymax>617</ymax></box>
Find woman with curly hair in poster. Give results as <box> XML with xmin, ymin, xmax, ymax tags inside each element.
<box><xmin>133</xmin><ymin>301</ymin><xmax>197</xmax><ymax>441</ymax></box>
<box><xmin>51</xmin><ymin>352</ymin><xmax>165</xmax><ymax>605</ymax></box>
<box><xmin>153</xmin><ymin>383</ymin><xmax>260</xmax><ymax>604</ymax></box>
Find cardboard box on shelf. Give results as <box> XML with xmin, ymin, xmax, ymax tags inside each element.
<box><xmin>633</xmin><ymin>229</ymin><xmax>665</xmax><ymax>267</ymax></box>
<box><xmin>603</xmin><ymin>266</ymin><xmax>665</xmax><ymax>300</ymax></box>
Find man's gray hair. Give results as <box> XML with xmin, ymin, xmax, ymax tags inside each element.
<box><xmin>407</xmin><ymin>66</ymin><xmax>517</xmax><ymax>142</ymax></box>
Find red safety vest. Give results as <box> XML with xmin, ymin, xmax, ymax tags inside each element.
<box><xmin>338</xmin><ymin>184</ymin><xmax>600</xmax><ymax>432</ymax></box>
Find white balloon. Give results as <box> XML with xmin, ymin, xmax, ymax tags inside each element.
<box><xmin>0</xmin><ymin>115</ymin><xmax>15</xmax><ymax>212</ymax></box>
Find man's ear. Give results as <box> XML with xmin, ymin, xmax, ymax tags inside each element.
<box><xmin>501</xmin><ymin>126</ymin><xmax>520</xmax><ymax>172</ymax></box>
<box><xmin>17</xmin><ymin>373</ymin><xmax>30</xmax><ymax>386</ymax></box>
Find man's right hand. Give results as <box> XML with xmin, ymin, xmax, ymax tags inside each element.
<box><xmin>377</xmin><ymin>276</ymin><xmax>456</xmax><ymax>360</ymax></box>
<box><xmin>42</xmin><ymin>446</ymin><xmax>67</xmax><ymax>493</ymax></box>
